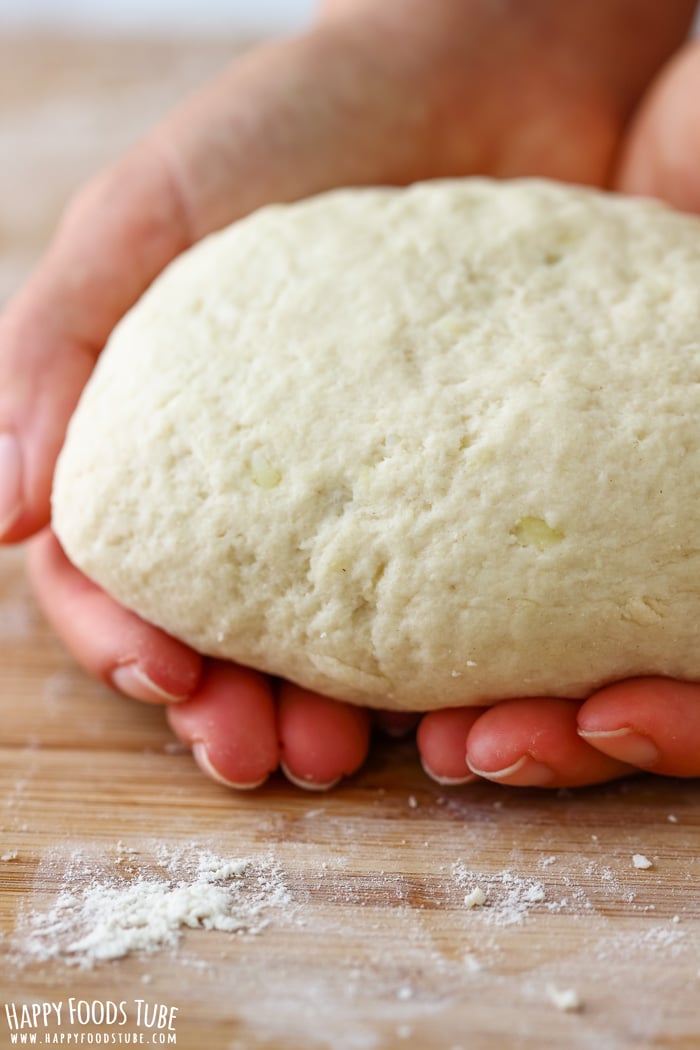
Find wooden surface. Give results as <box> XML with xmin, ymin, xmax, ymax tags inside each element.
<box><xmin>1</xmin><ymin>34</ymin><xmax>700</xmax><ymax>1050</ymax></box>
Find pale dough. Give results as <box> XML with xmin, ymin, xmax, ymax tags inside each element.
<box><xmin>52</xmin><ymin>178</ymin><xmax>700</xmax><ymax>710</ymax></box>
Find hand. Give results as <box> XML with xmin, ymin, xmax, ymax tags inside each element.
<box><xmin>3</xmin><ymin>0</ymin><xmax>700</xmax><ymax>790</ymax></box>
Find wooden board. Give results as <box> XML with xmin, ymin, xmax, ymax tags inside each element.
<box><xmin>1</xmin><ymin>34</ymin><xmax>700</xmax><ymax>1050</ymax></box>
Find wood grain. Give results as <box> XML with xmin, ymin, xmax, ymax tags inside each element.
<box><xmin>1</xmin><ymin>34</ymin><xmax>700</xmax><ymax>1050</ymax></box>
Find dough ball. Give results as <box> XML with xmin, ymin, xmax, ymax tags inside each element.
<box><xmin>52</xmin><ymin>178</ymin><xmax>700</xmax><ymax>711</ymax></box>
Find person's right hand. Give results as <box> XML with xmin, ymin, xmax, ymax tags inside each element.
<box><xmin>4</xmin><ymin>0</ymin><xmax>700</xmax><ymax>791</ymax></box>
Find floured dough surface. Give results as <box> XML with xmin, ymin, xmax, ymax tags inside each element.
<box><xmin>52</xmin><ymin>178</ymin><xmax>700</xmax><ymax>711</ymax></box>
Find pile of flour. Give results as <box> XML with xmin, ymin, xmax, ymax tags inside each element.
<box><xmin>12</xmin><ymin>844</ymin><xmax>290</xmax><ymax>968</ymax></box>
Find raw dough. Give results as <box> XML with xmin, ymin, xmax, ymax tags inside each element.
<box><xmin>52</xmin><ymin>178</ymin><xmax>700</xmax><ymax>711</ymax></box>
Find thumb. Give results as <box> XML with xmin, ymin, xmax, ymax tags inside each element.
<box><xmin>615</xmin><ymin>38</ymin><xmax>700</xmax><ymax>212</ymax></box>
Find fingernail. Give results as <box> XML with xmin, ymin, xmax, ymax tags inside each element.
<box><xmin>192</xmin><ymin>742</ymin><xmax>268</xmax><ymax>790</ymax></box>
<box><xmin>111</xmin><ymin>663</ymin><xmax>190</xmax><ymax>704</ymax></box>
<box><xmin>0</xmin><ymin>433</ymin><xmax>23</xmax><ymax>539</ymax></box>
<box><xmin>280</xmin><ymin>761</ymin><xmax>340</xmax><ymax>792</ymax></box>
<box><xmin>578</xmin><ymin>727</ymin><xmax>660</xmax><ymax>767</ymax></box>
<box><xmin>420</xmin><ymin>756</ymin><xmax>480</xmax><ymax>786</ymax></box>
<box><xmin>467</xmin><ymin>754</ymin><xmax>555</xmax><ymax>787</ymax></box>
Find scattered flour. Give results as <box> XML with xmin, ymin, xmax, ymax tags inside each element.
<box><xmin>594</xmin><ymin>924</ymin><xmax>688</xmax><ymax>963</ymax></box>
<box><xmin>12</xmin><ymin>845</ymin><xmax>290</xmax><ymax>968</ymax></box>
<box><xmin>452</xmin><ymin>864</ymin><xmax>546</xmax><ymax>925</ymax></box>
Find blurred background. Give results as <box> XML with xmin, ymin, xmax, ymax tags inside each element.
<box><xmin>0</xmin><ymin>0</ymin><xmax>316</xmax><ymax>35</ymax></box>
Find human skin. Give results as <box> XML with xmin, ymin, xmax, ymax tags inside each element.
<box><xmin>2</xmin><ymin>0</ymin><xmax>700</xmax><ymax>790</ymax></box>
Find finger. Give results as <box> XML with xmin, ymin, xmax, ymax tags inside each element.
<box><xmin>278</xmin><ymin>682</ymin><xmax>371</xmax><ymax>790</ymax></box>
<box><xmin>615</xmin><ymin>39</ymin><xmax>700</xmax><ymax>212</ymax></box>
<box><xmin>27</xmin><ymin>529</ymin><xmax>200</xmax><ymax>702</ymax></box>
<box><xmin>466</xmin><ymin>698</ymin><xmax>634</xmax><ymax>788</ymax></box>
<box><xmin>416</xmin><ymin>708</ymin><xmax>483</xmax><ymax>785</ymax></box>
<box><xmin>168</xmin><ymin>662</ymin><xmax>279</xmax><ymax>790</ymax></box>
<box><xmin>578</xmin><ymin>677</ymin><xmax>700</xmax><ymax>778</ymax></box>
